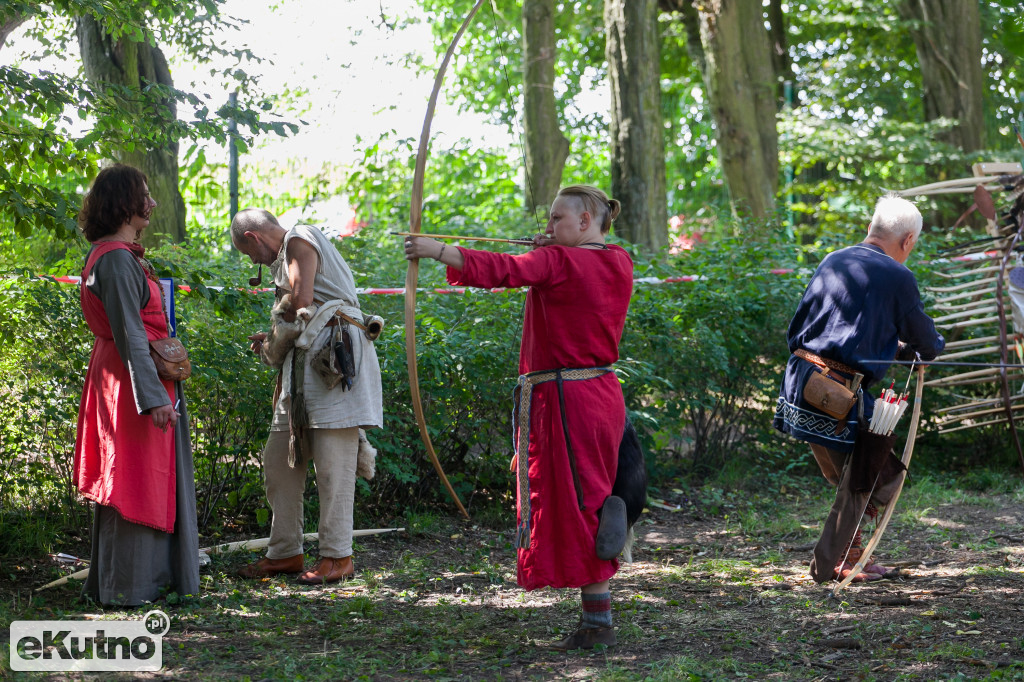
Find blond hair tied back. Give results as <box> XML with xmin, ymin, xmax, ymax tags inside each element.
<box><xmin>557</xmin><ymin>185</ymin><xmax>619</xmax><ymax>234</ymax></box>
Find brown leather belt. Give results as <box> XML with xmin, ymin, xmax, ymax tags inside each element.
<box><xmin>324</xmin><ymin>312</ymin><xmax>369</xmax><ymax>331</ymax></box>
<box><xmin>794</xmin><ymin>349</ymin><xmax>857</xmax><ymax>380</ymax></box>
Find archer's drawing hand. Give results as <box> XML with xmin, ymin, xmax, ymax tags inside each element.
<box><xmin>531</xmin><ymin>233</ymin><xmax>555</xmax><ymax>249</ymax></box>
<box><xmin>248</xmin><ymin>331</ymin><xmax>268</xmax><ymax>355</ymax></box>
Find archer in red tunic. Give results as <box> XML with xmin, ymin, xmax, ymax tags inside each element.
<box><xmin>404</xmin><ymin>185</ymin><xmax>633</xmax><ymax>651</ymax></box>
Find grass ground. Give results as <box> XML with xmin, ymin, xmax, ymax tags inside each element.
<box><xmin>2</xmin><ymin>473</ymin><xmax>1023</xmax><ymax>680</ymax></box>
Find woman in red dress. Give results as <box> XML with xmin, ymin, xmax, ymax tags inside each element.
<box><xmin>404</xmin><ymin>185</ymin><xmax>633</xmax><ymax>650</ymax></box>
<box><xmin>75</xmin><ymin>164</ymin><xmax>199</xmax><ymax>605</ymax></box>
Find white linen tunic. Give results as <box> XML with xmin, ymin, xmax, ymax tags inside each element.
<box><xmin>269</xmin><ymin>225</ymin><xmax>383</xmax><ymax>431</ymax></box>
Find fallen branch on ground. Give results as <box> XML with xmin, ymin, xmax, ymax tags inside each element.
<box><xmin>33</xmin><ymin>528</ymin><xmax>405</xmax><ymax>592</ymax></box>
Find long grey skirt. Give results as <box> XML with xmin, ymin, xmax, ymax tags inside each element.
<box><xmin>82</xmin><ymin>385</ymin><xmax>200</xmax><ymax>605</ymax></box>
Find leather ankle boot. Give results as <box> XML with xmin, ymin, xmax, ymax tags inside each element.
<box><xmin>296</xmin><ymin>556</ymin><xmax>355</xmax><ymax>585</ymax></box>
<box><xmin>236</xmin><ymin>554</ymin><xmax>305</xmax><ymax>579</ymax></box>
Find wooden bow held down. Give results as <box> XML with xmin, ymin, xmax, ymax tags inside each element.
<box><xmin>404</xmin><ymin>0</ymin><xmax>488</xmax><ymax>520</ymax></box>
<box><xmin>832</xmin><ymin>366</ymin><xmax>926</xmax><ymax>596</ymax></box>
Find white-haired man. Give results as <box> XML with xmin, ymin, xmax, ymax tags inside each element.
<box><xmin>230</xmin><ymin>208</ymin><xmax>383</xmax><ymax>584</ymax></box>
<box><xmin>773</xmin><ymin>194</ymin><xmax>944</xmax><ymax>583</ymax></box>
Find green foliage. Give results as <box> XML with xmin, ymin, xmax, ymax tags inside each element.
<box><xmin>620</xmin><ymin>227</ymin><xmax>805</xmax><ymax>480</ymax></box>
<box><xmin>0</xmin><ymin>274</ymin><xmax>91</xmax><ymax>554</ymax></box>
<box><xmin>0</xmin><ymin>0</ymin><xmax>299</xmax><ymax>240</ymax></box>
<box><xmin>0</xmin><ymin>200</ymin><xmax>815</xmax><ymax>556</ymax></box>
<box><xmin>412</xmin><ymin>0</ymin><xmax>607</xmax><ymax>138</ymax></box>
<box><xmin>4</xmin><ymin>0</ymin><xmax>1024</xmax><ymax>563</ymax></box>
<box><xmin>780</xmin><ymin>0</ymin><xmax>1024</xmax><ymax>241</ymax></box>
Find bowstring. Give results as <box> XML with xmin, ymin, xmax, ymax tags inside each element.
<box><xmin>486</xmin><ymin>0</ymin><xmax>538</xmax><ymax>366</ymax></box>
<box><xmin>902</xmin><ymin>357</ymin><xmax>917</xmax><ymax>396</ymax></box>
<box><xmin>486</xmin><ymin>0</ymin><xmax>544</xmax><ymax>235</ymax></box>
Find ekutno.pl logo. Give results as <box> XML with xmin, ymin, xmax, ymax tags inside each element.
<box><xmin>9</xmin><ymin>609</ymin><xmax>170</xmax><ymax>672</ymax></box>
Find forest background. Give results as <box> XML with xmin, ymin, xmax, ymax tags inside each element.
<box><xmin>1</xmin><ymin>0</ymin><xmax>1023</xmax><ymax>558</ymax></box>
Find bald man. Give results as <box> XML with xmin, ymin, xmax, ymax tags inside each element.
<box><xmin>231</xmin><ymin>208</ymin><xmax>383</xmax><ymax>584</ymax></box>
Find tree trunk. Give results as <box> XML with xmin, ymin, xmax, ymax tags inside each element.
<box><xmin>605</xmin><ymin>0</ymin><xmax>668</xmax><ymax>251</ymax></box>
<box><xmin>767</xmin><ymin>0</ymin><xmax>794</xmax><ymax>103</ymax></box>
<box><xmin>694</xmin><ymin>0</ymin><xmax>778</xmax><ymax>219</ymax></box>
<box><xmin>899</xmin><ymin>0</ymin><xmax>985</xmax><ymax>154</ymax></box>
<box><xmin>0</xmin><ymin>15</ymin><xmax>28</xmax><ymax>51</ymax></box>
<box><xmin>522</xmin><ymin>0</ymin><xmax>569</xmax><ymax>217</ymax></box>
<box><xmin>77</xmin><ymin>15</ymin><xmax>186</xmax><ymax>245</ymax></box>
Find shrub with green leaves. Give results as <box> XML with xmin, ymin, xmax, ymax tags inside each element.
<box><xmin>0</xmin><ymin>222</ymin><xmax>817</xmax><ymax>555</ymax></box>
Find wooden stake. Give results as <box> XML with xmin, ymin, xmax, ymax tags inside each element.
<box><xmin>932</xmin><ymin>254</ymin><xmax>1002</xmax><ymax>270</ymax></box>
<box><xmin>932</xmin><ymin>305</ymin><xmax>998</xmax><ymax>324</ymax></box>
<box><xmin>927</xmin><ymin>372</ymin><xmax>1024</xmax><ymax>388</ymax></box>
<box><xmin>926</xmin><ymin>367</ymin><xmax>1000</xmax><ymax>384</ymax></box>
<box><xmin>934</xmin><ymin>395</ymin><xmax>1024</xmax><ymax>414</ymax></box>
<box><xmin>893</xmin><ymin>175</ymin><xmax>1013</xmax><ymax>196</ymax></box>
<box><xmin>933</xmin><ymin>288</ymin><xmax>1001</xmax><ymax>304</ymax></box>
<box><xmin>939</xmin><ymin>345</ymin><xmax>1002</xmax><ymax>360</ymax></box>
<box><xmin>937</xmin><ymin>315</ymin><xmax>1000</xmax><ymax>331</ymax></box>
<box><xmin>937</xmin><ymin>404</ymin><xmax>1024</xmax><ymax>424</ymax></box>
<box><xmin>929</xmin><ymin>276</ymin><xmax>998</xmax><ymax>293</ymax></box>
<box><xmin>934</xmin><ymin>297</ymin><xmax>1004</xmax><ymax>313</ymax></box>
<box><xmin>933</xmin><ymin>264</ymin><xmax>1004</xmax><ymax>279</ymax></box>
<box><xmin>939</xmin><ymin>415</ymin><xmax>1024</xmax><ymax>434</ymax></box>
<box><xmin>941</xmin><ymin>334</ymin><xmax>1002</xmax><ymax>350</ymax></box>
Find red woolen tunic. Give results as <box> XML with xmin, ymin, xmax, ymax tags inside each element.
<box><xmin>448</xmin><ymin>244</ymin><xmax>633</xmax><ymax>589</ymax></box>
<box><xmin>74</xmin><ymin>241</ymin><xmax>177</xmax><ymax>532</ymax></box>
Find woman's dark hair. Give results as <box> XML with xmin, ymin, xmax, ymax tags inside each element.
<box><xmin>78</xmin><ymin>164</ymin><xmax>151</xmax><ymax>242</ymax></box>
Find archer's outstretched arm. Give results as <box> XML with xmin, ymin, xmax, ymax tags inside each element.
<box><xmin>404</xmin><ymin>236</ymin><xmax>465</xmax><ymax>270</ymax></box>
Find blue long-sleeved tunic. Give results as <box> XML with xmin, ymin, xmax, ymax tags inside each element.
<box><xmin>773</xmin><ymin>243</ymin><xmax>945</xmax><ymax>451</ymax></box>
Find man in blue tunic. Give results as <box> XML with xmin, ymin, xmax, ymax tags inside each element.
<box><xmin>774</xmin><ymin>193</ymin><xmax>945</xmax><ymax>582</ymax></box>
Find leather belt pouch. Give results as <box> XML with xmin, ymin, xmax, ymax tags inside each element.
<box><xmin>149</xmin><ymin>337</ymin><xmax>191</xmax><ymax>382</ymax></box>
<box><xmin>803</xmin><ymin>370</ymin><xmax>856</xmax><ymax>419</ymax></box>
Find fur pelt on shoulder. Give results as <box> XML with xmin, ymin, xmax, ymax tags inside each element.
<box><xmin>260</xmin><ymin>293</ymin><xmax>314</xmax><ymax>368</ymax></box>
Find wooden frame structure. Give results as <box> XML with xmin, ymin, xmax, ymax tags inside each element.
<box><xmin>898</xmin><ymin>162</ymin><xmax>1024</xmax><ymax>472</ymax></box>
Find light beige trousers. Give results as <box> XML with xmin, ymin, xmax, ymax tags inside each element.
<box><xmin>263</xmin><ymin>427</ymin><xmax>358</xmax><ymax>560</ymax></box>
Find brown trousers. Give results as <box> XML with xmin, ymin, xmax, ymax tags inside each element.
<box><xmin>808</xmin><ymin>442</ymin><xmax>905</xmax><ymax>583</ymax></box>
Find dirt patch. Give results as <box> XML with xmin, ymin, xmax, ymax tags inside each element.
<box><xmin>2</xmin><ymin>485</ymin><xmax>1023</xmax><ymax>680</ymax></box>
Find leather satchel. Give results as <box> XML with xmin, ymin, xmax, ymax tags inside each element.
<box><xmin>149</xmin><ymin>337</ymin><xmax>191</xmax><ymax>382</ymax></box>
<box><xmin>803</xmin><ymin>369</ymin><xmax>856</xmax><ymax>420</ymax></box>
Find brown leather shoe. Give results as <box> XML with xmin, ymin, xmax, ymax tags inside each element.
<box><xmin>545</xmin><ymin>625</ymin><xmax>616</xmax><ymax>651</ymax></box>
<box><xmin>236</xmin><ymin>554</ymin><xmax>305</xmax><ymax>579</ymax></box>
<box><xmin>296</xmin><ymin>556</ymin><xmax>354</xmax><ymax>585</ymax></box>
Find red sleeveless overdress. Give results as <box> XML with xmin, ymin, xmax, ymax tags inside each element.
<box><xmin>73</xmin><ymin>241</ymin><xmax>177</xmax><ymax>532</ymax></box>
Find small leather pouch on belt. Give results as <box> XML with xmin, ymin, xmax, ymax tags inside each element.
<box><xmin>803</xmin><ymin>369</ymin><xmax>856</xmax><ymax>420</ymax></box>
<box><xmin>149</xmin><ymin>337</ymin><xmax>191</xmax><ymax>382</ymax></box>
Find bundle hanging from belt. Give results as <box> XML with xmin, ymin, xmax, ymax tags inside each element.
<box><xmin>511</xmin><ymin>366</ymin><xmax>613</xmax><ymax>549</ymax></box>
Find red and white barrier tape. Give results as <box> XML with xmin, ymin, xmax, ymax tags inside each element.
<box><xmin>48</xmin><ymin>268</ymin><xmax>799</xmax><ymax>294</ymax></box>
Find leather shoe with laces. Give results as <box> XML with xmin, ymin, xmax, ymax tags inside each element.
<box><xmin>236</xmin><ymin>554</ymin><xmax>304</xmax><ymax>579</ymax></box>
<box><xmin>545</xmin><ymin>625</ymin><xmax>616</xmax><ymax>651</ymax></box>
<box><xmin>296</xmin><ymin>556</ymin><xmax>354</xmax><ymax>585</ymax></box>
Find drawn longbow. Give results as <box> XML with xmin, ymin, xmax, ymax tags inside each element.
<box><xmin>404</xmin><ymin>0</ymin><xmax>488</xmax><ymax>520</ymax></box>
